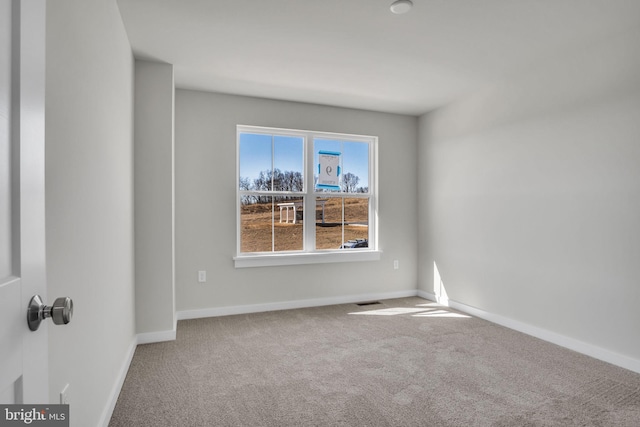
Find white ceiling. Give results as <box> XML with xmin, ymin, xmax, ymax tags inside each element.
<box><xmin>117</xmin><ymin>0</ymin><xmax>640</xmax><ymax>115</ymax></box>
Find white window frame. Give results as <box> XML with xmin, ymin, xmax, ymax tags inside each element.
<box><xmin>234</xmin><ymin>125</ymin><xmax>381</xmax><ymax>268</ymax></box>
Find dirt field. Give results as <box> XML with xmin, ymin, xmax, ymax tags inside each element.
<box><xmin>241</xmin><ymin>198</ymin><xmax>368</xmax><ymax>252</ymax></box>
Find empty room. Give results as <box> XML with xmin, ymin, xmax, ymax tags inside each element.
<box><xmin>2</xmin><ymin>0</ymin><xmax>640</xmax><ymax>426</ymax></box>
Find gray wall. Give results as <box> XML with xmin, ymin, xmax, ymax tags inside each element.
<box><xmin>418</xmin><ymin>28</ymin><xmax>640</xmax><ymax>363</ymax></box>
<box><xmin>134</xmin><ymin>60</ymin><xmax>175</xmax><ymax>337</ymax></box>
<box><xmin>46</xmin><ymin>0</ymin><xmax>135</xmax><ymax>425</ymax></box>
<box><xmin>175</xmin><ymin>91</ymin><xmax>418</xmax><ymax>312</ymax></box>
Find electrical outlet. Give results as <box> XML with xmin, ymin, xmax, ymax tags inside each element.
<box><xmin>393</xmin><ymin>260</ymin><xmax>399</xmax><ymax>270</ymax></box>
<box><xmin>60</xmin><ymin>383</ymin><xmax>70</xmax><ymax>405</ymax></box>
<box><xmin>198</xmin><ymin>270</ymin><xmax>207</xmax><ymax>283</ymax></box>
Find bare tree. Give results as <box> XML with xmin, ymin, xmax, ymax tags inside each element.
<box><xmin>342</xmin><ymin>172</ymin><xmax>360</xmax><ymax>193</ymax></box>
<box><xmin>239</xmin><ymin>176</ymin><xmax>253</xmax><ymax>205</ymax></box>
<box><xmin>239</xmin><ymin>176</ymin><xmax>250</xmax><ymax>190</ymax></box>
<box><xmin>282</xmin><ymin>170</ymin><xmax>303</xmax><ymax>192</ymax></box>
<box><xmin>251</xmin><ymin>169</ymin><xmax>304</xmax><ymax>204</ymax></box>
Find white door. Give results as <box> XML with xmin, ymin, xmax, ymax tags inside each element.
<box><xmin>0</xmin><ymin>0</ymin><xmax>48</xmax><ymax>404</ymax></box>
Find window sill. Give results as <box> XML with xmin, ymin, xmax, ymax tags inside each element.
<box><xmin>234</xmin><ymin>250</ymin><xmax>382</xmax><ymax>268</ymax></box>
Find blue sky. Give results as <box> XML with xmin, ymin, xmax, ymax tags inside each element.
<box><xmin>239</xmin><ymin>133</ymin><xmax>369</xmax><ymax>190</ymax></box>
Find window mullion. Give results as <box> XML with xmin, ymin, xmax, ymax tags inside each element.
<box><xmin>340</xmin><ymin>141</ymin><xmax>344</xmax><ymax>247</ymax></box>
<box><xmin>304</xmin><ymin>134</ymin><xmax>315</xmax><ymax>252</ymax></box>
<box><xmin>271</xmin><ymin>135</ymin><xmax>275</xmax><ymax>252</ymax></box>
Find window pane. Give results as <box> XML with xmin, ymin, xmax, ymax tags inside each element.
<box><xmin>343</xmin><ymin>198</ymin><xmax>368</xmax><ymax>247</ymax></box>
<box><xmin>240</xmin><ymin>197</ymin><xmax>273</xmax><ymax>253</ymax></box>
<box><xmin>314</xmin><ymin>197</ymin><xmax>369</xmax><ymax>250</ymax></box>
<box><xmin>314</xmin><ymin>139</ymin><xmax>341</xmax><ymax>192</ymax></box>
<box><xmin>240</xmin><ymin>196</ymin><xmax>304</xmax><ymax>253</ymax></box>
<box><xmin>239</xmin><ymin>133</ymin><xmax>272</xmax><ymax>190</ymax></box>
<box><xmin>315</xmin><ymin>197</ymin><xmax>342</xmax><ymax>250</ymax></box>
<box><xmin>273</xmin><ymin>136</ymin><xmax>304</xmax><ymax>192</ymax></box>
<box><xmin>342</xmin><ymin>141</ymin><xmax>369</xmax><ymax>194</ymax></box>
<box><xmin>274</xmin><ymin>196</ymin><xmax>304</xmax><ymax>251</ymax></box>
<box><xmin>314</xmin><ymin>139</ymin><xmax>369</xmax><ymax>193</ymax></box>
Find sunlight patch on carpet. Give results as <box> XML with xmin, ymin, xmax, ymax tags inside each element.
<box><xmin>412</xmin><ymin>310</ymin><xmax>470</xmax><ymax>318</ymax></box>
<box><xmin>349</xmin><ymin>307</ymin><xmax>430</xmax><ymax>316</ymax></box>
<box><xmin>349</xmin><ymin>306</ymin><xmax>470</xmax><ymax>318</ymax></box>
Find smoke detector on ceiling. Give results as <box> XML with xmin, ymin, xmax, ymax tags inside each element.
<box><xmin>390</xmin><ymin>0</ymin><xmax>413</xmax><ymax>14</ymax></box>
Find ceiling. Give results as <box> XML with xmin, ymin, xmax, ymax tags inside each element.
<box><xmin>117</xmin><ymin>0</ymin><xmax>640</xmax><ymax>116</ymax></box>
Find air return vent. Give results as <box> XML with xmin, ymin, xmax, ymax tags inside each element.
<box><xmin>356</xmin><ymin>301</ymin><xmax>381</xmax><ymax>306</ymax></box>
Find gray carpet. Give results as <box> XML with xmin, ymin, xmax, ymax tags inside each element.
<box><xmin>109</xmin><ymin>297</ymin><xmax>640</xmax><ymax>426</ymax></box>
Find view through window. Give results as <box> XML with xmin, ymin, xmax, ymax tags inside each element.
<box><xmin>237</xmin><ymin>126</ymin><xmax>376</xmax><ymax>257</ymax></box>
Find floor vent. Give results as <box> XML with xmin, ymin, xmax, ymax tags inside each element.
<box><xmin>356</xmin><ymin>301</ymin><xmax>381</xmax><ymax>306</ymax></box>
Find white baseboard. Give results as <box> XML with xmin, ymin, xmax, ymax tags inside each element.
<box><xmin>420</xmin><ymin>292</ymin><xmax>640</xmax><ymax>375</ymax></box>
<box><xmin>417</xmin><ymin>289</ymin><xmax>436</xmax><ymax>301</ymax></box>
<box><xmin>137</xmin><ymin>327</ymin><xmax>177</xmax><ymax>345</ymax></box>
<box><xmin>177</xmin><ymin>289</ymin><xmax>419</xmax><ymax>320</ymax></box>
<box><xmin>99</xmin><ymin>325</ymin><xmax>177</xmax><ymax>426</ymax></box>
<box><xmin>99</xmin><ymin>335</ymin><xmax>137</xmax><ymax>427</ymax></box>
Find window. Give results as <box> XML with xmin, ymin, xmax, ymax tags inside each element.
<box><xmin>235</xmin><ymin>125</ymin><xmax>379</xmax><ymax>267</ymax></box>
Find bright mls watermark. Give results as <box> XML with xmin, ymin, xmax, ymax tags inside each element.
<box><xmin>0</xmin><ymin>405</ymin><xmax>68</xmax><ymax>426</ymax></box>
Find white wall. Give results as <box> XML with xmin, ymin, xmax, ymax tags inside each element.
<box><xmin>418</xmin><ymin>28</ymin><xmax>640</xmax><ymax>366</ymax></box>
<box><xmin>175</xmin><ymin>91</ymin><xmax>418</xmax><ymax>312</ymax></box>
<box><xmin>134</xmin><ymin>60</ymin><xmax>175</xmax><ymax>338</ymax></box>
<box><xmin>46</xmin><ymin>1</ymin><xmax>135</xmax><ymax>425</ymax></box>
